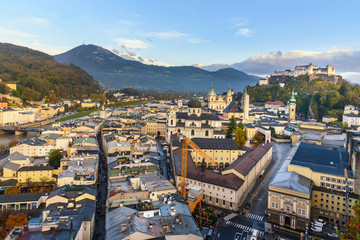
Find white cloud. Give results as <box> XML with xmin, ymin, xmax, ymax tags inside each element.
<box><xmin>227</xmin><ymin>48</ymin><xmax>360</xmax><ymax>82</ymax></box>
<box><xmin>143</xmin><ymin>31</ymin><xmax>190</xmax><ymax>39</ymax></box>
<box><xmin>236</xmin><ymin>28</ymin><xmax>250</xmax><ymax>37</ymax></box>
<box><xmin>17</xmin><ymin>17</ymin><xmax>48</xmax><ymax>25</ymax></box>
<box><xmin>0</xmin><ymin>27</ymin><xmax>36</xmax><ymax>39</ymax></box>
<box><xmin>0</xmin><ymin>27</ymin><xmax>67</xmax><ymax>55</ymax></box>
<box><xmin>114</xmin><ymin>38</ymin><xmax>150</xmax><ymax>49</ymax></box>
<box><xmin>232</xmin><ymin>17</ymin><xmax>248</xmax><ymax>27</ymax></box>
<box><xmin>111</xmin><ymin>46</ymin><xmax>171</xmax><ymax>67</ymax></box>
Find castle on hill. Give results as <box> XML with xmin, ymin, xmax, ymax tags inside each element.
<box><xmin>259</xmin><ymin>63</ymin><xmax>343</xmax><ymax>86</ymax></box>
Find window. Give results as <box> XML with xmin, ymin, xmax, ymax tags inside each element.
<box><xmin>216</xmin><ymin>198</ymin><xmax>218</xmax><ymax>203</ymax></box>
<box><xmin>320</xmin><ymin>182</ymin><xmax>325</xmax><ymax>187</ymax></box>
<box><xmin>191</xmin><ymin>130</ymin><xmax>195</xmax><ymax>136</ymax></box>
<box><xmin>337</xmin><ymin>179</ymin><xmax>342</xmax><ymax>183</ymax></box>
<box><xmin>230</xmin><ymin>202</ymin><xmax>232</xmax><ymax>207</ymax></box>
<box><xmin>332</xmin><ymin>178</ymin><xmax>336</xmax><ymax>183</ymax></box>
<box><xmin>297</xmin><ymin>208</ymin><xmax>303</xmax><ymax>215</ymax></box>
<box><xmin>271</xmin><ymin>202</ymin><xmax>279</xmax><ymax>209</ymax></box>
<box><xmin>320</xmin><ymin>176</ymin><xmax>326</xmax><ymax>180</ymax></box>
<box><xmin>223</xmin><ymin>200</ymin><xmax>225</xmax><ymax>205</ymax></box>
<box><xmin>209</xmin><ymin>196</ymin><xmax>212</xmax><ymax>201</ymax></box>
<box><xmin>205</xmin><ymin>130</ymin><xmax>209</xmax><ymax>137</ymax></box>
<box><xmin>326</xmin><ymin>177</ymin><xmax>330</xmax><ymax>181</ymax></box>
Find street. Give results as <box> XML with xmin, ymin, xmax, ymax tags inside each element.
<box><xmin>213</xmin><ymin>143</ymin><xmax>292</xmax><ymax>240</ymax></box>
<box><xmin>93</xmin><ymin>133</ymin><xmax>108</xmax><ymax>240</ymax></box>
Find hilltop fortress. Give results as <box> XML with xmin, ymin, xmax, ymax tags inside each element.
<box><xmin>260</xmin><ymin>63</ymin><xmax>343</xmax><ymax>86</ymax></box>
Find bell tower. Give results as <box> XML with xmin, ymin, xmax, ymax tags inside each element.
<box><xmin>226</xmin><ymin>85</ymin><xmax>232</xmax><ymax>104</ymax></box>
<box><xmin>288</xmin><ymin>91</ymin><xmax>296</xmax><ymax>122</ymax></box>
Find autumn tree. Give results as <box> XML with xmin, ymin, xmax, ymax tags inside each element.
<box><xmin>48</xmin><ymin>150</ymin><xmax>63</xmax><ymax>169</ymax></box>
<box><xmin>254</xmin><ymin>132</ymin><xmax>264</xmax><ymax>147</ymax></box>
<box><xmin>343</xmin><ymin>199</ymin><xmax>360</xmax><ymax>239</ymax></box>
<box><xmin>4</xmin><ymin>186</ymin><xmax>19</xmax><ymax>195</ymax></box>
<box><xmin>8</xmin><ymin>139</ymin><xmax>19</xmax><ymax>148</ymax></box>
<box><xmin>234</xmin><ymin>128</ymin><xmax>246</xmax><ymax>147</ymax></box>
<box><xmin>5</xmin><ymin>213</ymin><xmax>28</xmax><ymax>231</ymax></box>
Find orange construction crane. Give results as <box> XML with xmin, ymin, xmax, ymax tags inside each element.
<box><xmin>178</xmin><ymin>134</ymin><xmax>217</xmax><ymax>211</ymax></box>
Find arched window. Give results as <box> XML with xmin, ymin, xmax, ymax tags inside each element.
<box><xmin>205</xmin><ymin>130</ymin><xmax>209</xmax><ymax>137</ymax></box>
<box><xmin>177</xmin><ymin>129</ymin><xmax>181</xmax><ymax>133</ymax></box>
<box><xmin>171</xmin><ymin>119</ymin><xmax>173</xmax><ymax>125</ymax></box>
<box><xmin>193</xmin><ymin>109</ymin><xmax>195</xmax><ymax>114</ymax></box>
<box><xmin>191</xmin><ymin>130</ymin><xmax>195</xmax><ymax>136</ymax></box>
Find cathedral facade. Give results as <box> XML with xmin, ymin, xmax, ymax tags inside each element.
<box><xmin>208</xmin><ymin>85</ymin><xmax>232</xmax><ymax>112</ymax></box>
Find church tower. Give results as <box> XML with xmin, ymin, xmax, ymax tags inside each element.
<box><xmin>288</xmin><ymin>91</ymin><xmax>296</xmax><ymax>122</ymax></box>
<box><xmin>242</xmin><ymin>85</ymin><xmax>249</xmax><ymax>120</ymax></box>
<box><xmin>226</xmin><ymin>85</ymin><xmax>232</xmax><ymax>104</ymax></box>
<box><xmin>208</xmin><ymin>84</ymin><xmax>216</xmax><ymax>109</ymax></box>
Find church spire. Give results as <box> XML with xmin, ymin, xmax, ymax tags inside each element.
<box><xmin>227</xmin><ymin>84</ymin><xmax>231</xmax><ymax>95</ymax></box>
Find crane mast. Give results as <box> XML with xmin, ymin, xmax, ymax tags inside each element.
<box><xmin>178</xmin><ymin>134</ymin><xmax>217</xmax><ymax>200</ymax></box>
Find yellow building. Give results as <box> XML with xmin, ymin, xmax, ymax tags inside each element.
<box><xmin>189</xmin><ymin>138</ymin><xmax>247</xmax><ymax>168</ymax></box>
<box><xmin>287</xmin><ymin>142</ymin><xmax>358</xmax><ymax>225</ymax></box>
<box><xmin>245</xmin><ymin>124</ymin><xmax>256</xmax><ymax>140</ymax></box>
<box><xmin>17</xmin><ymin>166</ymin><xmax>56</xmax><ymax>183</ymax></box>
<box><xmin>268</xmin><ymin>172</ymin><xmax>312</xmax><ymax>231</ymax></box>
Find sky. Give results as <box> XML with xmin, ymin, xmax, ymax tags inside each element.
<box><xmin>1</xmin><ymin>0</ymin><xmax>360</xmax><ymax>82</ymax></box>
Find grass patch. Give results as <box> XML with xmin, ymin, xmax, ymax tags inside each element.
<box><xmin>55</xmin><ymin>110</ymin><xmax>95</xmax><ymax>122</ymax></box>
<box><xmin>55</xmin><ymin>100</ymin><xmax>146</xmax><ymax>123</ymax></box>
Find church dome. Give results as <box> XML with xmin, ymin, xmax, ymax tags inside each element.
<box><xmin>188</xmin><ymin>99</ymin><xmax>201</xmax><ymax>108</ymax></box>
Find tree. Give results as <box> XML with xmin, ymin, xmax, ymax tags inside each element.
<box><xmin>48</xmin><ymin>150</ymin><xmax>63</xmax><ymax>169</ymax></box>
<box><xmin>237</xmin><ymin>122</ymin><xmax>244</xmax><ymax>130</ymax></box>
<box><xmin>98</xmin><ymin>94</ymin><xmax>107</xmax><ymax>104</ymax></box>
<box><xmin>226</xmin><ymin>116</ymin><xmax>237</xmax><ymax>138</ymax></box>
<box><xmin>5</xmin><ymin>213</ymin><xmax>28</xmax><ymax>231</ymax></box>
<box><xmin>40</xmin><ymin>176</ymin><xmax>50</xmax><ymax>186</ymax></box>
<box><xmin>254</xmin><ymin>132</ymin><xmax>264</xmax><ymax>147</ymax></box>
<box><xmin>8</xmin><ymin>139</ymin><xmax>19</xmax><ymax>148</ymax></box>
<box><xmin>234</xmin><ymin>128</ymin><xmax>246</xmax><ymax>147</ymax></box>
<box><xmin>64</xmin><ymin>103</ymin><xmax>69</xmax><ymax>112</ymax></box>
<box><xmin>4</xmin><ymin>186</ymin><xmax>19</xmax><ymax>195</ymax></box>
<box><xmin>343</xmin><ymin>199</ymin><xmax>360</xmax><ymax>239</ymax></box>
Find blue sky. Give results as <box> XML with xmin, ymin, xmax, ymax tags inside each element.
<box><xmin>1</xmin><ymin>0</ymin><xmax>360</xmax><ymax>81</ymax></box>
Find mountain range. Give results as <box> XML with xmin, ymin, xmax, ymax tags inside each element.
<box><xmin>55</xmin><ymin>44</ymin><xmax>260</xmax><ymax>93</ymax></box>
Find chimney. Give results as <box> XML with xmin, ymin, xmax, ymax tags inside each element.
<box><xmin>139</xmin><ymin>212</ymin><xmax>144</xmax><ymax>218</ymax></box>
<box><xmin>171</xmin><ymin>207</ymin><xmax>176</xmax><ymax>216</ymax></box>
<box><xmin>121</xmin><ymin>224</ymin><xmax>127</xmax><ymax>232</ymax></box>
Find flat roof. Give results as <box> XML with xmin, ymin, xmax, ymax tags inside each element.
<box><xmin>290</xmin><ymin>143</ymin><xmax>353</xmax><ymax>178</ymax></box>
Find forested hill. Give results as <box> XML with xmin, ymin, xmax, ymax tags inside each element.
<box><xmin>0</xmin><ymin>43</ymin><xmax>102</xmax><ymax>101</ymax></box>
<box><xmin>239</xmin><ymin>76</ymin><xmax>360</xmax><ymax>122</ymax></box>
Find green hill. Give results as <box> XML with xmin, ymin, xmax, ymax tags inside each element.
<box><xmin>0</xmin><ymin>43</ymin><xmax>102</xmax><ymax>102</ymax></box>
<box><xmin>244</xmin><ymin>76</ymin><xmax>360</xmax><ymax>122</ymax></box>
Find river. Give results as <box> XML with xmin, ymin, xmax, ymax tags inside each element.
<box><xmin>0</xmin><ymin>115</ymin><xmax>91</xmax><ymax>147</ymax></box>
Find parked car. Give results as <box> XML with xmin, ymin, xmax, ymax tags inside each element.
<box><xmin>312</xmin><ymin>221</ymin><xmax>324</xmax><ymax>227</ymax></box>
<box><xmin>328</xmin><ymin>233</ymin><xmax>338</xmax><ymax>237</ymax></box>
<box><xmin>311</xmin><ymin>227</ymin><xmax>322</xmax><ymax>232</ymax></box>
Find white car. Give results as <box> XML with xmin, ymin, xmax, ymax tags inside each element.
<box><xmin>311</xmin><ymin>227</ymin><xmax>322</xmax><ymax>232</ymax></box>
<box><xmin>328</xmin><ymin>233</ymin><xmax>338</xmax><ymax>237</ymax></box>
<box><xmin>311</xmin><ymin>222</ymin><xmax>324</xmax><ymax>227</ymax></box>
